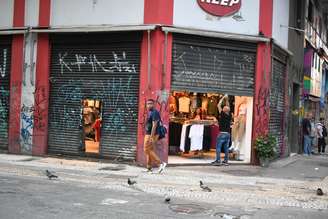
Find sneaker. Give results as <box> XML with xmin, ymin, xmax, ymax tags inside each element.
<box><xmin>211</xmin><ymin>160</ymin><xmax>221</xmax><ymax>166</ymax></box>
<box><xmin>222</xmin><ymin>161</ymin><xmax>229</xmax><ymax>166</ymax></box>
<box><xmin>158</xmin><ymin>162</ymin><xmax>167</xmax><ymax>174</ymax></box>
<box><xmin>143</xmin><ymin>168</ymin><xmax>153</xmax><ymax>173</ymax></box>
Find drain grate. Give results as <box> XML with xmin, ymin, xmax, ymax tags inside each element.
<box><xmin>169</xmin><ymin>204</ymin><xmax>210</xmax><ymax>215</ymax></box>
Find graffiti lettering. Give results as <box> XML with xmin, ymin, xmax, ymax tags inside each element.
<box><xmin>58</xmin><ymin>52</ymin><xmax>136</xmax><ymax>74</ymax></box>
<box><xmin>0</xmin><ymin>49</ymin><xmax>7</xmax><ymax>78</ymax></box>
<box><xmin>254</xmin><ymin>87</ymin><xmax>270</xmax><ymax>136</ymax></box>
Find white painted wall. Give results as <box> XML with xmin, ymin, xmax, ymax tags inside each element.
<box><xmin>173</xmin><ymin>0</ymin><xmax>260</xmax><ymax>36</ymax></box>
<box><xmin>272</xmin><ymin>0</ymin><xmax>290</xmax><ymax>49</ymax></box>
<box><xmin>50</xmin><ymin>0</ymin><xmax>144</xmax><ymax>27</ymax></box>
<box><xmin>25</xmin><ymin>0</ymin><xmax>39</xmax><ymax>27</ymax></box>
<box><xmin>0</xmin><ymin>0</ymin><xmax>14</xmax><ymax>28</ymax></box>
<box><xmin>20</xmin><ymin>33</ymin><xmax>38</xmax><ymax>154</ymax></box>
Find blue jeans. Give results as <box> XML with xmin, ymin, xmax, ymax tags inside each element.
<box><xmin>303</xmin><ymin>135</ymin><xmax>311</xmax><ymax>155</ymax></box>
<box><xmin>216</xmin><ymin>133</ymin><xmax>230</xmax><ymax>162</ymax></box>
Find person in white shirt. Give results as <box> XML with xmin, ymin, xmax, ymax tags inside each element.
<box><xmin>316</xmin><ymin>118</ymin><xmax>326</xmax><ymax>154</ymax></box>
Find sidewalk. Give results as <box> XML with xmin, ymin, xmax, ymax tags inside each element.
<box><xmin>0</xmin><ymin>153</ymin><xmax>327</xmax><ymax>211</ymax></box>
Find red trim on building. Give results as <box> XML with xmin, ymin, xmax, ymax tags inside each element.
<box><xmin>137</xmin><ymin>0</ymin><xmax>174</xmax><ymax>165</ymax></box>
<box><xmin>13</xmin><ymin>0</ymin><xmax>25</xmax><ymax>27</ymax></box>
<box><xmin>32</xmin><ymin>0</ymin><xmax>51</xmax><ymax>155</ymax></box>
<box><xmin>32</xmin><ymin>34</ymin><xmax>50</xmax><ymax>155</ymax></box>
<box><xmin>251</xmin><ymin>0</ymin><xmax>273</xmax><ymax>164</ymax></box>
<box><xmin>8</xmin><ymin>0</ymin><xmax>26</xmax><ymax>153</ymax></box>
<box><xmin>39</xmin><ymin>0</ymin><xmax>51</xmax><ymax>27</ymax></box>
<box><xmin>144</xmin><ymin>0</ymin><xmax>174</xmax><ymax>25</ymax></box>
<box><xmin>8</xmin><ymin>36</ymin><xmax>24</xmax><ymax>154</ymax></box>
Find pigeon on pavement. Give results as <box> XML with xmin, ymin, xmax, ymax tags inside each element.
<box><xmin>164</xmin><ymin>196</ymin><xmax>171</xmax><ymax>204</ymax></box>
<box><xmin>317</xmin><ymin>188</ymin><xmax>324</xmax><ymax>196</ymax></box>
<box><xmin>128</xmin><ymin>178</ymin><xmax>137</xmax><ymax>186</ymax></box>
<box><xmin>45</xmin><ymin>170</ymin><xmax>58</xmax><ymax>180</ymax></box>
<box><xmin>200</xmin><ymin>180</ymin><xmax>212</xmax><ymax>192</ymax></box>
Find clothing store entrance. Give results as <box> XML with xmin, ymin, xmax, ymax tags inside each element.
<box><xmin>168</xmin><ymin>34</ymin><xmax>256</xmax><ymax>164</ymax></box>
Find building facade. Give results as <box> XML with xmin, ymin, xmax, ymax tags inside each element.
<box><xmin>301</xmin><ymin>0</ymin><xmax>328</xmax><ymax>152</ymax></box>
<box><xmin>0</xmin><ymin>0</ymin><xmax>297</xmax><ymax>165</ymax></box>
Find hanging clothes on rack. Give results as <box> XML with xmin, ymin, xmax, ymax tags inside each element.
<box><xmin>189</xmin><ymin>124</ymin><xmax>204</xmax><ymax>151</ymax></box>
<box><xmin>202</xmin><ymin>125</ymin><xmax>211</xmax><ymax>151</ymax></box>
<box><xmin>180</xmin><ymin>124</ymin><xmax>191</xmax><ymax>152</ymax></box>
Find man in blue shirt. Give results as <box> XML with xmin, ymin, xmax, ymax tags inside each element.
<box><xmin>144</xmin><ymin>99</ymin><xmax>167</xmax><ymax>173</ymax></box>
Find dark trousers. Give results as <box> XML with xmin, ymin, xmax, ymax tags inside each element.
<box><xmin>318</xmin><ymin>137</ymin><xmax>326</xmax><ymax>153</ymax></box>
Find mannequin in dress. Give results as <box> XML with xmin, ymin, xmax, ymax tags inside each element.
<box><xmin>231</xmin><ymin>97</ymin><xmax>247</xmax><ymax>159</ymax></box>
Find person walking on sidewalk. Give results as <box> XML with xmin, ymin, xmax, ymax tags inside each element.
<box><xmin>211</xmin><ymin>106</ymin><xmax>232</xmax><ymax>166</ymax></box>
<box><xmin>316</xmin><ymin>118</ymin><xmax>327</xmax><ymax>154</ymax></box>
<box><xmin>302</xmin><ymin>113</ymin><xmax>312</xmax><ymax>156</ymax></box>
<box><xmin>144</xmin><ymin>99</ymin><xmax>167</xmax><ymax>173</ymax></box>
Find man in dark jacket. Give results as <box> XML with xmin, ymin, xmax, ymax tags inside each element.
<box><xmin>211</xmin><ymin>106</ymin><xmax>232</xmax><ymax>166</ymax></box>
<box><xmin>302</xmin><ymin>113</ymin><xmax>312</xmax><ymax>155</ymax></box>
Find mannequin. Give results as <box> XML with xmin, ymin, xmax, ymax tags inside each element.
<box><xmin>231</xmin><ymin>96</ymin><xmax>247</xmax><ymax>159</ymax></box>
<box><xmin>190</xmin><ymin>93</ymin><xmax>198</xmax><ymax>114</ymax></box>
<box><xmin>169</xmin><ymin>93</ymin><xmax>178</xmax><ymax>114</ymax></box>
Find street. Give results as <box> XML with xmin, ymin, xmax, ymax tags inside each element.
<box><xmin>0</xmin><ymin>154</ymin><xmax>328</xmax><ymax>219</ymax></box>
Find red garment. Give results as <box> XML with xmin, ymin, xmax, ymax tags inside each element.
<box><xmin>93</xmin><ymin>119</ymin><xmax>101</xmax><ymax>141</ymax></box>
<box><xmin>210</xmin><ymin>124</ymin><xmax>220</xmax><ymax>149</ymax></box>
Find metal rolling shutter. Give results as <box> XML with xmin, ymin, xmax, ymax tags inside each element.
<box><xmin>171</xmin><ymin>34</ymin><xmax>256</xmax><ymax>96</ymax></box>
<box><xmin>48</xmin><ymin>33</ymin><xmax>141</xmax><ymax>160</ymax></box>
<box><xmin>269</xmin><ymin>57</ymin><xmax>286</xmax><ymax>155</ymax></box>
<box><xmin>0</xmin><ymin>36</ymin><xmax>11</xmax><ymax>150</ymax></box>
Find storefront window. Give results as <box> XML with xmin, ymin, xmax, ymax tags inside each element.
<box><xmin>168</xmin><ymin>91</ymin><xmax>253</xmax><ymax>164</ymax></box>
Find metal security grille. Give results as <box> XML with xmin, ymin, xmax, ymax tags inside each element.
<box><xmin>269</xmin><ymin>58</ymin><xmax>286</xmax><ymax>155</ymax></box>
<box><xmin>171</xmin><ymin>34</ymin><xmax>256</xmax><ymax>96</ymax></box>
<box><xmin>0</xmin><ymin>36</ymin><xmax>11</xmax><ymax>150</ymax></box>
<box><xmin>48</xmin><ymin>33</ymin><xmax>141</xmax><ymax>160</ymax></box>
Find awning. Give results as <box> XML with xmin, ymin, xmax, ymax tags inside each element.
<box><xmin>162</xmin><ymin>26</ymin><xmax>270</xmax><ymax>43</ymax></box>
<box><xmin>308</xmin><ymin>95</ymin><xmax>321</xmax><ymax>102</ymax></box>
<box><xmin>30</xmin><ymin>25</ymin><xmax>156</xmax><ymax>33</ymax></box>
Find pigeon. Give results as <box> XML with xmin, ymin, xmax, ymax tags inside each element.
<box><xmin>127</xmin><ymin>178</ymin><xmax>137</xmax><ymax>186</ymax></box>
<box><xmin>45</xmin><ymin>170</ymin><xmax>58</xmax><ymax>180</ymax></box>
<box><xmin>164</xmin><ymin>196</ymin><xmax>171</xmax><ymax>204</ymax></box>
<box><xmin>317</xmin><ymin>188</ymin><xmax>324</xmax><ymax>196</ymax></box>
<box><xmin>200</xmin><ymin>180</ymin><xmax>212</xmax><ymax>192</ymax></box>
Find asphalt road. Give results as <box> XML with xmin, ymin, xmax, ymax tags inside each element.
<box><xmin>1</xmin><ymin>173</ymin><xmax>328</xmax><ymax>219</ymax></box>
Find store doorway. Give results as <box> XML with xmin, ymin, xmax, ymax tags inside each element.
<box><xmin>81</xmin><ymin>99</ymin><xmax>102</xmax><ymax>154</ymax></box>
<box><xmin>168</xmin><ymin>91</ymin><xmax>253</xmax><ymax>164</ymax></box>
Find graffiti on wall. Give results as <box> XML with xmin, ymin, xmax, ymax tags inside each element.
<box><xmin>58</xmin><ymin>52</ymin><xmax>136</xmax><ymax>74</ymax></box>
<box><xmin>0</xmin><ymin>86</ymin><xmax>10</xmax><ymax>134</ymax></box>
<box><xmin>33</xmin><ymin>85</ymin><xmax>48</xmax><ymax>132</ymax></box>
<box><xmin>20</xmin><ymin>104</ymin><xmax>34</xmax><ymax>151</ymax></box>
<box><xmin>0</xmin><ymin>49</ymin><xmax>7</xmax><ymax>78</ymax></box>
<box><xmin>49</xmin><ymin>50</ymin><xmax>139</xmax><ymax>141</ymax></box>
<box><xmin>254</xmin><ymin>86</ymin><xmax>270</xmax><ymax>136</ymax></box>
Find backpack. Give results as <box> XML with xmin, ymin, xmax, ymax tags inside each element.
<box><xmin>322</xmin><ymin>125</ymin><xmax>327</xmax><ymax>137</ymax></box>
<box><xmin>158</xmin><ymin>120</ymin><xmax>167</xmax><ymax>140</ymax></box>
